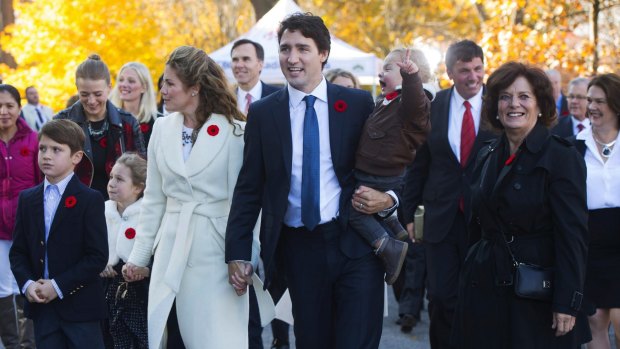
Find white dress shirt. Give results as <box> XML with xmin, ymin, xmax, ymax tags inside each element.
<box><xmin>577</xmin><ymin>129</ymin><xmax>620</xmax><ymax>210</ymax></box>
<box><xmin>448</xmin><ymin>88</ymin><xmax>483</xmax><ymax>162</ymax></box>
<box><xmin>283</xmin><ymin>78</ymin><xmax>341</xmax><ymax>227</ymax></box>
<box><xmin>237</xmin><ymin>82</ymin><xmax>263</xmax><ymax>113</ymax></box>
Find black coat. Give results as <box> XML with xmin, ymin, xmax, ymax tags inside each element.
<box><xmin>453</xmin><ymin>124</ymin><xmax>591</xmax><ymax>348</ymax></box>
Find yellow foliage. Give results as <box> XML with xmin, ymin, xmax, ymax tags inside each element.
<box><xmin>0</xmin><ymin>0</ymin><xmax>253</xmax><ymax>111</ymax></box>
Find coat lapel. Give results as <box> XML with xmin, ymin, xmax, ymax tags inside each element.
<box><xmin>161</xmin><ymin>113</ymin><xmax>188</xmax><ymax>178</ymax></box>
<box><xmin>273</xmin><ymin>89</ymin><xmax>293</xmax><ymax>181</ymax></box>
<box><xmin>49</xmin><ymin>175</ymin><xmax>82</xmax><ymax>237</ymax></box>
<box><xmin>326</xmin><ymin>83</ymin><xmax>344</xmax><ymax>168</ymax></box>
<box><xmin>185</xmin><ymin>114</ymin><xmax>231</xmax><ymax>177</ymax></box>
<box><xmin>436</xmin><ymin>89</ymin><xmax>460</xmax><ymax>165</ymax></box>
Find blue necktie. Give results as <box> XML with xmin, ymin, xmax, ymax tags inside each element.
<box><xmin>35</xmin><ymin>108</ymin><xmax>45</xmax><ymax>131</ymax></box>
<box><xmin>301</xmin><ymin>95</ymin><xmax>320</xmax><ymax>231</ymax></box>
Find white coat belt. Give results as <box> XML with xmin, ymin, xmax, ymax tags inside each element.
<box><xmin>163</xmin><ymin>198</ymin><xmax>228</xmax><ymax>293</ymax></box>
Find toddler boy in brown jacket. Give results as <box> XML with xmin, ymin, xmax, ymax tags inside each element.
<box><xmin>351</xmin><ymin>48</ymin><xmax>431</xmax><ymax>284</ymax></box>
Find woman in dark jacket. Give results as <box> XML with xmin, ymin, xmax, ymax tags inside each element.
<box><xmin>55</xmin><ymin>55</ymin><xmax>146</xmax><ymax>200</ymax></box>
<box><xmin>452</xmin><ymin>62</ymin><xmax>591</xmax><ymax>348</ymax></box>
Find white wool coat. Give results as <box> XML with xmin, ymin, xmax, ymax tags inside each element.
<box><xmin>127</xmin><ymin>113</ymin><xmax>265</xmax><ymax>348</ymax></box>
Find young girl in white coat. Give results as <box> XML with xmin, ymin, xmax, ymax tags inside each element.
<box><xmin>101</xmin><ymin>153</ymin><xmax>149</xmax><ymax>348</ymax></box>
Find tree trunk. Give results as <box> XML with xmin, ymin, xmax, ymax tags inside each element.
<box><xmin>250</xmin><ymin>0</ymin><xmax>279</xmax><ymax>20</ymax></box>
<box><xmin>0</xmin><ymin>0</ymin><xmax>16</xmax><ymax>68</ymax></box>
<box><xmin>590</xmin><ymin>0</ymin><xmax>600</xmax><ymax>74</ymax></box>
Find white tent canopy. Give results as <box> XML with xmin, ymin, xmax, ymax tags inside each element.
<box><xmin>209</xmin><ymin>0</ymin><xmax>381</xmax><ymax>86</ymax></box>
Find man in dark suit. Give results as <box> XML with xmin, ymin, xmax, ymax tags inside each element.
<box><xmin>10</xmin><ymin>119</ymin><xmax>108</xmax><ymax>348</ymax></box>
<box><xmin>551</xmin><ymin>77</ymin><xmax>590</xmax><ymax>138</ymax></box>
<box><xmin>226</xmin><ymin>13</ymin><xmax>396</xmax><ymax>349</ymax></box>
<box><xmin>231</xmin><ymin>39</ymin><xmax>280</xmax><ymax>115</ymax></box>
<box><xmin>402</xmin><ymin>40</ymin><xmax>496</xmax><ymax>349</ymax></box>
<box><xmin>546</xmin><ymin>68</ymin><xmax>570</xmax><ymax>119</ymax></box>
<box><xmin>231</xmin><ymin>37</ymin><xmax>287</xmax><ymax>349</ymax></box>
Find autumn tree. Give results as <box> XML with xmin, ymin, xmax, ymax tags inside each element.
<box><xmin>0</xmin><ymin>0</ymin><xmax>254</xmax><ymax>111</ymax></box>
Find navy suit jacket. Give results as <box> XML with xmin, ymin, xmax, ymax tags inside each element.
<box><xmin>225</xmin><ymin>82</ymin><xmax>374</xmax><ymax>288</ymax></box>
<box><xmin>260</xmin><ymin>81</ymin><xmax>280</xmax><ymax>98</ymax></box>
<box><xmin>10</xmin><ymin>175</ymin><xmax>108</xmax><ymax>321</ymax></box>
<box><xmin>402</xmin><ymin>87</ymin><xmax>497</xmax><ymax>243</ymax></box>
<box><xmin>551</xmin><ymin>115</ymin><xmax>575</xmax><ymax>138</ymax></box>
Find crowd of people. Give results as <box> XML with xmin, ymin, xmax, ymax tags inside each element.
<box><xmin>0</xmin><ymin>10</ymin><xmax>619</xmax><ymax>349</ymax></box>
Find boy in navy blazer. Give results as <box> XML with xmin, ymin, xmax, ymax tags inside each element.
<box><xmin>10</xmin><ymin>119</ymin><xmax>108</xmax><ymax>349</ymax></box>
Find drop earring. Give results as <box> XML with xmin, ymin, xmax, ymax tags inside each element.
<box><xmin>496</xmin><ymin>115</ymin><xmax>499</xmax><ymax>120</ymax></box>
<box><xmin>538</xmin><ymin>113</ymin><xmax>542</xmax><ymax>118</ymax></box>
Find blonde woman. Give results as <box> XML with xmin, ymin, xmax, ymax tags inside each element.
<box><xmin>110</xmin><ymin>62</ymin><xmax>160</xmax><ymax>147</ymax></box>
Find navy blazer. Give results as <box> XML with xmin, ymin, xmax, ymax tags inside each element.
<box><xmin>551</xmin><ymin>115</ymin><xmax>575</xmax><ymax>139</ymax></box>
<box><xmin>402</xmin><ymin>87</ymin><xmax>497</xmax><ymax>243</ymax></box>
<box><xmin>225</xmin><ymin>82</ymin><xmax>374</xmax><ymax>288</ymax></box>
<box><xmin>10</xmin><ymin>175</ymin><xmax>108</xmax><ymax>321</ymax></box>
<box><xmin>260</xmin><ymin>81</ymin><xmax>280</xmax><ymax>98</ymax></box>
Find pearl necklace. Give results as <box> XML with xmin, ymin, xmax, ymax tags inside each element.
<box><xmin>593</xmin><ymin>134</ymin><xmax>617</xmax><ymax>158</ymax></box>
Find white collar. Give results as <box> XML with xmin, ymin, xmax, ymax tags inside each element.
<box><xmin>287</xmin><ymin>78</ymin><xmax>328</xmax><ymax>109</ymax></box>
<box><xmin>44</xmin><ymin>172</ymin><xmax>74</xmax><ymax>195</ymax></box>
<box><xmin>452</xmin><ymin>86</ymin><xmax>483</xmax><ymax>111</ymax></box>
<box><xmin>240</xmin><ymin>81</ymin><xmax>263</xmax><ymax>101</ymax></box>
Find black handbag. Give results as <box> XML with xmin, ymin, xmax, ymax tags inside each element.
<box><xmin>502</xmin><ymin>235</ymin><xmax>554</xmax><ymax>301</ymax></box>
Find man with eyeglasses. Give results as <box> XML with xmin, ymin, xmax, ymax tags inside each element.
<box><xmin>552</xmin><ymin>77</ymin><xmax>591</xmax><ymax>138</ymax></box>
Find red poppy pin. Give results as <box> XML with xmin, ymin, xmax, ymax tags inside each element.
<box><xmin>385</xmin><ymin>91</ymin><xmax>400</xmax><ymax>101</ymax></box>
<box><xmin>65</xmin><ymin>196</ymin><xmax>77</xmax><ymax>208</ymax></box>
<box><xmin>140</xmin><ymin>123</ymin><xmax>150</xmax><ymax>133</ymax></box>
<box><xmin>20</xmin><ymin>147</ymin><xmax>30</xmax><ymax>156</ymax></box>
<box><xmin>99</xmin><ymin>138</ymin><xmax>108</xmax><ymax>148</ymax></box>
<box><xmin>334</xmin><ymin>100</ymin><xmax>347</xmax><ymax>112</ymax></box>
<box><xmin>206</xmin><ymin>125</ymin><xmax>219</xmax><ymax>136</ymax></box>
<box><xmin>125</xmin><ymin>228</ymin><xmax>136</xmax><ymax>240</ymax></box>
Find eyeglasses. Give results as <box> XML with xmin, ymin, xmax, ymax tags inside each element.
<box><xmin>567</xmin><ymin>95</ymin><xmax>587</xmax><ymax>100</ymax></box>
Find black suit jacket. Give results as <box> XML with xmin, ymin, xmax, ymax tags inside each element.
<box><xmin>260</xmin><ymin>81</ymin><xmax>280</xmax><ymax>98</ymax></box>
<box><xmin>402</xmin><ymin>87</ymin><xmax>497</xmax><ymax>243</ymax></box>
<box><xmin>10</xmin><ymin>175</ymin><xmax>108</xmax><ymax>321</ymax></box>
<box><xmin>225</xmin><ymin>83</ymin><xmax>374</xmax><ymax>288</ymax></box>
<box><xmin>551</xmin><ymin>115</ymin><xmax>575</xmax><ymax>138</ymax></box>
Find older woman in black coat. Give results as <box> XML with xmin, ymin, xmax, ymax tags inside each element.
<box><xmin>452</xmin><ymin>62</ymin><xmax>591</xmax><ymax>348</ymax></box>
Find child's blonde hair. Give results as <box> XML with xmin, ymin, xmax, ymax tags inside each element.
<box><xmin>389</xmin><ymin>48</ymin><xmax>433</xmax><ymax>83</ymax></box>
<box><xmin>114</xmin><ymin>153</ymin><xmax>147</xmax><ymax>198</ymax></box>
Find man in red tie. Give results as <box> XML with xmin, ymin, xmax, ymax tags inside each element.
<box><xmin>231</xmin><ymin>39</ymin><xmax>280</xmax><ymax>116</ymax></box>
<box><xmin>551</xmin><ymin>77</ymin><xmax>591</xmax><ymax>138</ymax></box>
<box><xmin>402</xmin><ymin>40</ymin><xmax>496</xmax><ymax>349</ymax></box>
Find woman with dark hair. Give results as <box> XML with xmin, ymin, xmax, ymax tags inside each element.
<box><xmin>573</xmin><ymin>73</ymin><xmax>620</xmax><ymax>349</ymax></box>
<box><xmin>0</xmin><ymin>84</ymin><xmax>41</xmax><ymax>348</ymax></box>
<box><xmin>123</xmin><ymin>46</ymin><xmax>265</xmax><ymax>348</ymax></box>
<box><xmin>55</xmin><ymin>54</ymin><xmax>146</xmax><ymax>200</ymax></box>
<box><xmin>452</xmin><ymin>61</ymin><xmax>591</xmax><ymax>347</ymax></box>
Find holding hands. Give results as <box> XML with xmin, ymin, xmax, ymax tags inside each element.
<box><xmin>100</xmin><ymin>264</ymin><xmax>118</xmax><ymax>278</ymax></box>
<box><xmin>228</xmin><ymin>261</ymin><xmax>253</xmax><ymax>296</ymax></box>
<box><xmin>26</xmin><ymin>279</ymin><xmax>58</xmax><ymax>304</ymax></box>
<box><xmin>395</xmin><ymin>48</ymin><xmax>419</xmax><ymax>75</ymax></box>
<box><xmin>121</xmin><ymin>262</ymin><xmax>150</xmax><ymax>282</ymax></box>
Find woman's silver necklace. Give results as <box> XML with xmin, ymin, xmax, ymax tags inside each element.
<box><xmin>593</xmin><ymin>134</ymin><xmax>617</xmax><ymax>158</ymax></box>
<box><xmin>88</xmin><ymin>119</ymin><xmax>108</xmax><ymax>140</ymax></box>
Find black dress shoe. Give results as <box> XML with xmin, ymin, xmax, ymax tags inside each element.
<box><xmin>400</xmin><ymin>314</ymin><xmax>419</xmax><ymax>333</ymax></box>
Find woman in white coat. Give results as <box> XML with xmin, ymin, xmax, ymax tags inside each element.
<box><xmin>123</xmin><ymin>46</ymin><xmax>262</xmax><ymax>348</ymax></box>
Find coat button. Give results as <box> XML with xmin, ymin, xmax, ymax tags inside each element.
<box><xmin>513</xmin><ymin>183</ymin><xmax>521</xmax><ymax>190</ymax></box>
<box><xmin>516</xmin><ymin>165</ymin><xmax>523</xmax><ymax>171</ymax></box>
<box><xmin>40</xmin><ymin>241</ymin><xmax>44</xmax><ymax>246</ymax></box>
<box><xmin>40</xmin><ymin>259</ymin><xmax>44</xmax><ymax>263</ymax></box>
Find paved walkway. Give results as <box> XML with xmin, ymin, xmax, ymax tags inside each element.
<box><xmin>262</xmin><ymin>287</ymin><xmax>431</xmax><ymax>349</ymax></box>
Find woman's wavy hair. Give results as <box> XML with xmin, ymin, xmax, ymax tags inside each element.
<box><xmin>109</xmin><ymin>62</ymin><xmax>158</xmax><ymax>124</ymax></box>
<box><xmin>166</xmin><ymin>46</ymin><xmax>245</xmax><ymax>135</ymax></box>
<box><xmin>483</xmin><ymin>61</ymin><xmax>556</xmax><ymax>130</ymax></box>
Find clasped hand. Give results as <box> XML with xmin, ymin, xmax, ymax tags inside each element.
<box><xmin>26</xmin><ymin>279</ymin><xmax>57</xmax><ymax>304</ymax></box>
<box><xmin>228</xmin><ymin>261</ymin><xmax>253</xmax><ymax>296</ymax></box>
<box><xmin>121</xmin><ymin>263</ymin><xmax>150</xmax><ymax>282</ymax></box>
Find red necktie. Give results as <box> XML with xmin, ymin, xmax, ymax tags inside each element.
<box><xmin>460</xmin><ymin>101</ymin><xmax>475</xmax><ymax>167</ymax></box>
<box><xmin>244</xmin><ymin>94</ymin><xmax>253</xmax><ymax>115</ymax></box>
<box><xmin>577</xmin><ymin>123</ymin><xmax>585</xmax><ymax>133</ymax></box>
